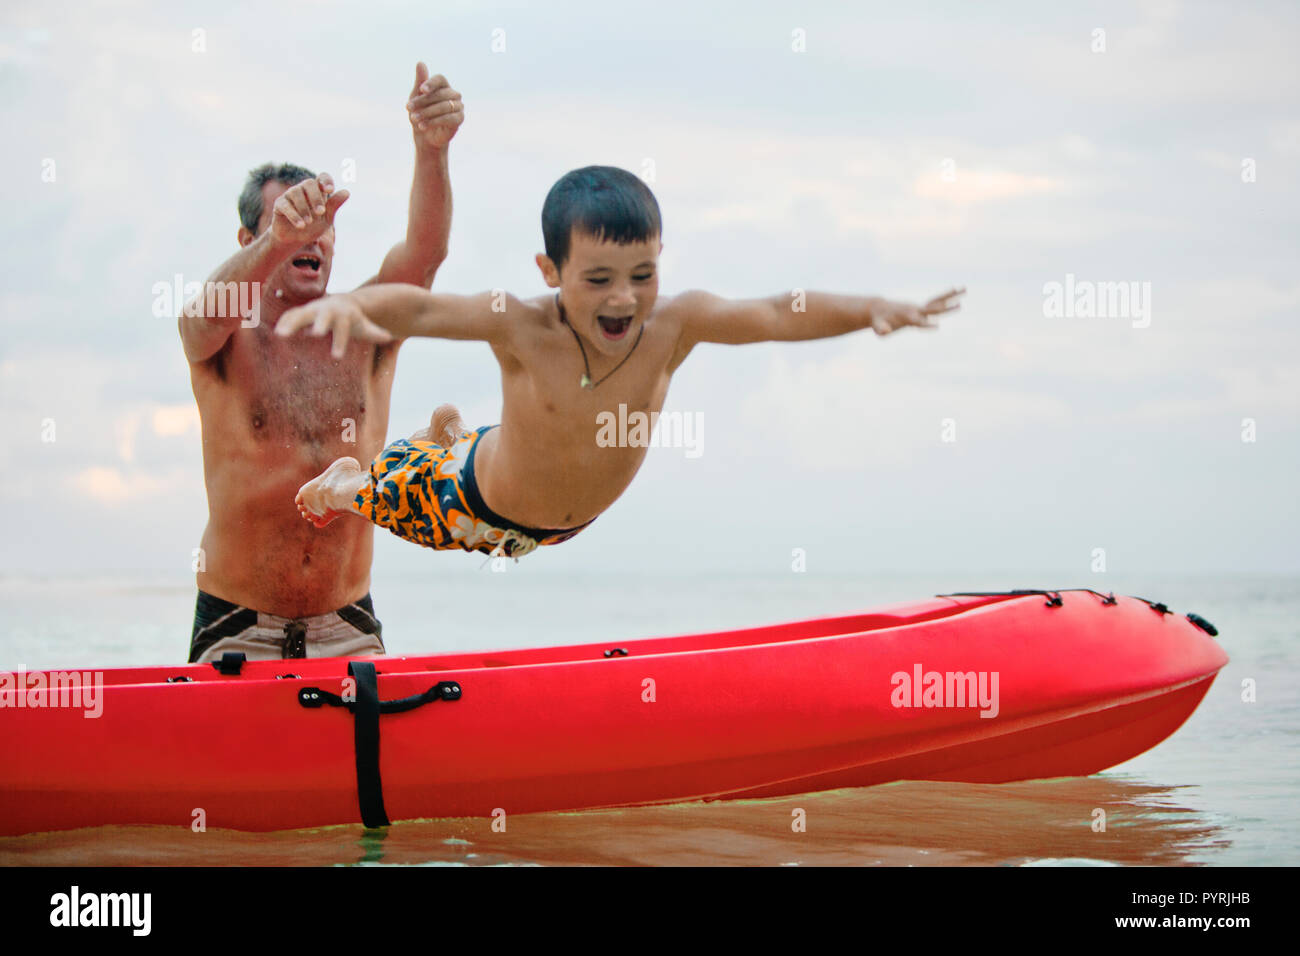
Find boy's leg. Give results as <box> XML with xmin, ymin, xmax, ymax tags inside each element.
<box><xmin>303</xmin><ymin>425</ymin><xmax>493</xmax><ymax>551</ymax></box>
<box><xmin>296</xmin><ymin>457</ymin><xmax>368</xmax><ymax>527</ymax></box>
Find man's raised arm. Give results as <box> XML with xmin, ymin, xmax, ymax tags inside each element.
<box><xmin>366</xmin><ymin>64</ymin><xmax>465</xmax><ymax>290</ymax></box>
<box><xmin>179</xmin><ymin>174</ymin><xmax>348</xmax><ymax>364</ymax></box>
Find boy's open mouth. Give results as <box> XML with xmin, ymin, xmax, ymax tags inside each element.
<box><xmin>291</xmin><ymin>255</ymin><xmax>322</xmax><ymax>275</ymax></box>
<box><xmin>597</xmin><ymin>315</ymin><xmax>633</xmax><ymax>339</ymax></box>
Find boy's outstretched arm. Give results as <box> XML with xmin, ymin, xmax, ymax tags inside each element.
<box><xmin>674</xmin><ymin>287</ymin><xmax>965</xmax><ymax>350</ymax></box>
<box><xmin>275</xmin><ymin>284</ymin><xmax>514</xmax><ymax>358</ymax></box>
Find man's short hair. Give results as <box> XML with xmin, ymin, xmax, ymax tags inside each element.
<box><xmin>238</xmin><ymin>162</ymin><xmax>316</xmax><ymax>233</ymax></box>
<box><xmin>541</xmin><ymin>166</ymin><xmax>662</xmax><ymax>271</ymax></box>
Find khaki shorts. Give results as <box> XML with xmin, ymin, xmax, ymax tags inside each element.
<box><xmin>189</xmin><ymin>590</ymin><xmax>384</xmax><ymax>663</ymax></box>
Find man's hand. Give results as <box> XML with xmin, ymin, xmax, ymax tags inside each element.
<box><xmin>869</xmin><ymin>287</ymin><xmax>966</xmax><ymax>335</ymax></box>
<box><xmin>277</xmin><ymin>294</ymin><xmax>394</xmax><ymax>359</ymax></box>
<box><xmin>406</xmin><ymin>63</ymin><xmax>464</xmax><ymax>151</ymax></box>
<box><xmin>270</xmin><ymin>173</ymin><xmax>350</xmax><ymax>247</ymax></box>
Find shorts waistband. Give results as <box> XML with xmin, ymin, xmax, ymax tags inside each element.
<box><xmin>189</xmin><ymin>590</ymin><xmax>380</xmax><ymax>663</ymax></box>
<box><xmin>460</xmin><ymin>425</ymin><xmax>594</xmax><ymax>542</ymax></box>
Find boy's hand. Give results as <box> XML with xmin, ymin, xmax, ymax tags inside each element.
<box><xmin>277</xmin><ymin>294</ymin><xmax>394</xmax><ymax>359</ymax></box>
<box><xmin>270</xmin><ymin>173</ymin><xmax>349</xmax><ymax>247</ymax></box>
<box><xmin>407</xmin><ymin>63</ymin><xmax>464</xmax><ymax>151</ymax></box>
<box><xmin>870</xmin><ymin>287</ymin><xmax>965</xmax><ymax>335</ymax></box>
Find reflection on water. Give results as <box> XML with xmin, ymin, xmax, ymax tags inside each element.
<box><xmin>0</xmin><ymin>774</ymin><xmax>1230</xmax><ymax>867</ymax></box>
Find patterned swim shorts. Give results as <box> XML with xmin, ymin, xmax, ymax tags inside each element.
<box><xmin>353</xmin><ymin>425</ymin><xmax>592</xmax><ymax>559</ymax></box>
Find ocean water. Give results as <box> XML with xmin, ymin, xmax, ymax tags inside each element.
<box><xmin>1</xmin><ymin>568</ymin><xmax>1296</xmax><ymax>867</ymax></box>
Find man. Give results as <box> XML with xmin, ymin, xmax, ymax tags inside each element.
<box><xmin>179</xmin><ymin>64</ymin><xmax>464</xmax><ymax>663</ymax></box>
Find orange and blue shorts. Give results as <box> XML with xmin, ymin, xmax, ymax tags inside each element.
<box><xmin>353</xmin><ymin>425</ymin><xmax>591</xmax><ymax>559</ymax></box>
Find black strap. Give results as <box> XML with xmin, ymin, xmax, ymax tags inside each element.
<box><xmin>349</xmin><ymin>662</ymin><xmax>388</xmax><ymax>829</ymax></box>
<box><xmin>938</xmin><ymin>589</ymin><xmax>1065</xmax><ymax>607</ymax></box>
<box><xmin>297</xmin><ymin>665</ymin><xmax>462</xmax><ymax>829</ymax></box>
<box><xmin>211</xmin><ymin>651</ymin><xmax>247</xmax><ymax>675</ymax></box>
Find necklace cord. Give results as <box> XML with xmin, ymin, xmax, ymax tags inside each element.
<box><xmin>556</xmin><ymin>292</ymin><xmax>645</xmax><ymax>389</ymax></box>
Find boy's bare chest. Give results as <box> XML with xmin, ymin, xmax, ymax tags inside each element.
<box><xmin>519</xmin><ymin>330</ymin><xmax>672</xmax><ymax>423</ymax></box>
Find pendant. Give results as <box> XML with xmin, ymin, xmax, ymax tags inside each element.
<box><xmin>580</xmin><ymin>373</ymin><xmax>592</xmax><ymax>389</ymax></box>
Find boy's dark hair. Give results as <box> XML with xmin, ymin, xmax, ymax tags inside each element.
<box><xmin>542</xmin><ymin>166</ymin><xmax>662</xmax><ymax>271</ymax></box>
<box><xmin>238</xmin><ymin>162</ymin><xmax>316</xmax><ymax>233</ymax></box>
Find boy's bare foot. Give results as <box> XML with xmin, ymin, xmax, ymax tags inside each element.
<box><xmin>410</xmin><ymin>403</ymin><xmax>468</xmax><ymax>446</ymax></box>
<box><xmin>296</xmin><ymin>457</ymin><xmax>366</xmax><ymax>527</ymax></box>
<box><xmin>431</xmin><ymin>403</ymin><xmax>468</xmax><ymax>446</ymax></box>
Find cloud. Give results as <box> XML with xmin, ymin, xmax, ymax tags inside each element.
<box><xmin>68</xmin><ymin>466</ymin><xmax>177</xmax><ymax>505</ymax></box>
<box><xmin>1</xmin><ymin>0</ymin><xmax>1296</xmax><ymax>576</ymax></box>
<box><xmin>738</xmin><ymin>344</ymin><xmax>1070</xmax><ymax>472</ymax></box>
<box><xmin>1270</xmin><ymin>121</ymin><xmax>1300</xmax><ymax>157</ymax></box>
<box><xmin>152</xmin><ymin>404</ymin><xmax>200</xmax><ymax>437</ymax></box>
<box><xmin>913</xmin><ymin>168</ymin><xmax>1064</xmax><ymax>204</ymax></box>
<box><xmin>104</xmin><ymin>405</ymin><xmax>199</xmax><ymax>461</ymax></box>
<box><xmin>114</xmin><ymin>415</ymin><xmax>139</xmax><ymax>463</ymax></box>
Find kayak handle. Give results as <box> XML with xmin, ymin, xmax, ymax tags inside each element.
<box><xmin>298</xmin><ymin>680</ymin><xmax>462</xmax><ymax>712</ymax></box>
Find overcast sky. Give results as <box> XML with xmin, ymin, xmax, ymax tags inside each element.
<box><xmin>1</xmin><ymin>0</ymin><xmax>1297</xmax><ymax>580</ymax></box>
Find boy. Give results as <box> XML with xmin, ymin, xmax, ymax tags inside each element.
<box><xmin>279</xmin><ymin>166</ymin><xmax>963</xmax><ymax>559</ymax></box>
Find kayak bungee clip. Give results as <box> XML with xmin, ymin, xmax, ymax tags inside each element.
<box><xmin>940</xmin><ymin>589</ymin><xmax>1219</xmax><ymax>638</ymax></box>
<box><xmin>939</xmin><ymin>589</ymin><xmax>1075</xmax><ymax>607</ymax></box>
<box><xmin>942</xmin><ymin>589</ymin><xmax>1134</xmax><ymax>607</ymax></box>
<box><xmin>298</xmin><ymin>661</ymin><xmax>462</xmax><ymax>829</ymax></box>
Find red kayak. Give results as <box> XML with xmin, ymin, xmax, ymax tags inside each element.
<box><xmin>0</xmin><ymin>590</ymin><xmax>1227</xmax><ymax>835</ymax></box>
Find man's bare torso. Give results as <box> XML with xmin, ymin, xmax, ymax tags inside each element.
<box><xmin>191</xmin><ymin>306</ymin><xmax>397</xmax><ymax>617</ymax></box>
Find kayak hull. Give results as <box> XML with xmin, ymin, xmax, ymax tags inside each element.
<box><xmin>0</xmin><ymin>591</ymin><xmax>1227</xmax><ymax>835</ymax></box>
